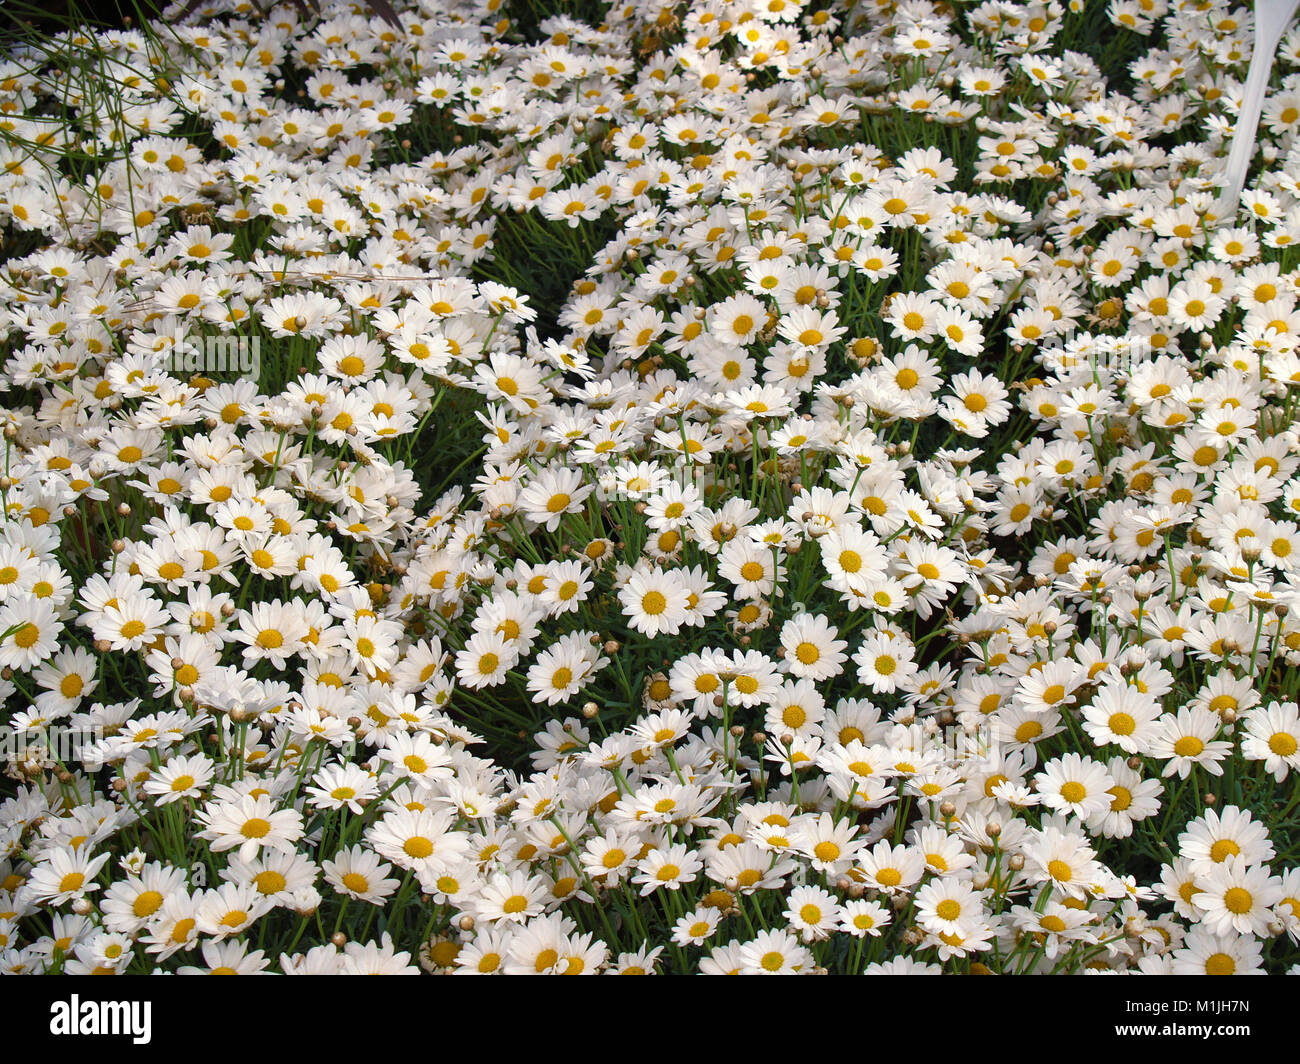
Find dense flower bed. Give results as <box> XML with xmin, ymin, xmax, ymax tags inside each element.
<box><xmin>1</xmin><ymin>0</ymin><xmax>1299</xmax><ymax>974</ymax></box>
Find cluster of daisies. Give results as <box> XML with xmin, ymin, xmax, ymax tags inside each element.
<box><xmin>1</xmin><ymin>0</ymin><xmax>1299</xmax><ymax>974</ymax></box>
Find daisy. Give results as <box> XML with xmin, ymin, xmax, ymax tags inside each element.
<box><xmin>1010</xmin><ymin>902</ymin><xmax>1098</xmax><ymax>959</ymax></box>
<box><xmin>526</xmin><ymin>632</ymin><xmax>605</xmax><ymax>706</ymax></box>
<box><xmin>321</xmin><ymin>846</ymin><xmax>400</xmax><ymax>904</ymax></box>
<box><xmin>718</xmin><ymin>538</ymin><xmax>782</xmax><ymax>598</ymax></box>
<box><xmin>454</xmin><ymin>631</ymin><xmax>517</xmax><ymax>690</ymax></box>
<box><xmin>946</xmin><ymin>368</ymin><xmax>1012</xmax><ymax>427</ymax></box>
<box><xmin>1015</xmin><ymin>659</ymin><xmax>1085</xmax><ymax>715</ymax></box>
<box><xmin>196</xmin><ymin>794</ymin><xmax>304</xmax><ymax>864</ymax></box>
<box><xmin>853</xmin><ymin>630</ymin><xmax>919</xmax><ymax>694</ymax></box>
<box><xmin>140</xmin><ymin>892</ymin><xmax>202</xmax><ymax>961</ymax></box>
<box><xmin>793</xmin><ymin>812</ymin><xmax>863</xmax><ymax>874</ymax></box>
<box><xmin>89</xmin><ymin>591</ymin><xmax>167</xmax><ymax>654</ymax></box>
<box><xmin>737</xmin><ymin>928</ymin><xmax>814</xmax><ymax>974</ymax></box>
<box><xmin>784</xmin><ymin>885</ymin><xmax>842</xmax><ymax>943</ymax></box>
<box><xmin>518</xmin><ymin>467</ymin><xmax>593</xmax><ymax>532</ymax></box>
<box><xmin>1170</xmin><ymin>927</ymin><xmax>1266</xmax><ymax>975</ymax></box>
<box><xmin>855</xmin><ymin>840</ymin><xmax>925</xmax><ymax>895</ymax></box>
<box><xmin>672</xmin><ymin>907</ymin><xmax>722</xmax><ymax>949</ymax></box>
<box><xmin>885</xmin><ymin>290</ymin><xmax>939</xmax><ymax>343</ymax></box>
<box><xmin>820</xmin><ymin>524</ymin><xmax>887</xmax><ymax>594</ymax></box>
<box><xmin>367</xmin><ymin>806</ymin><xmax>469</xmax><ymax>875</ymax></box>
<box><xmin>100</xmin><ymin>864</ymin><xmax>187</xmax><ymax>936</ymax></box>
<box><xmin>235</xmin><ymin>600</ymin><xmax>308</xmax><ymax>669</ymax></box>
<box><xmin>474</xmin><ymin>870</ymin><xmax>550</xmax><ymax>925</ymax></box>
<box><xmin>306</xmin><ymin>762</ymin><xmax>379</xmax><ymax>814</ymax></box>
<box><xmin>915</xmin><ymin>878</ymin><xmax>985</xmax><ymax>938</ymax></box>
<box><xmin>1022</xmin><ymin>826</ymin><xmax>1103</xmax><ymax>900</ymax></box>
<box><xmin>1193</xmin><ymin>857</ymin><xmax>1284</xmax><ymax>938</ymax></box>
<box><xmin>142</xmin><ymin>754</ymin><xmax>215</xmax><ymax>805</ymax></box>
<box><xmin>0</xmin><ymin>596</ymin><xmax>62</xmax><ymax>672</ymax></box>
<box><xmin>1178</xmin><ymin>806</ymin><xmax>1276</xmax><ymax>873</ymax></box>
<box><xmin>779</xmin><ymin>612</ymin><xmax>848</xmax><ymax>681</ymax></box>
<box><xmin>1241</xmin><ymin>700</ymin><xmax>1300</xmax><ymax>781</ymax></box>
<box><xmin>764</xmin><ymin>679</ymin><xmax>826</xmax><ymax>739</ymax></box>
<box><xmin>23</xmin><ymin>848</ymin><xmax>111</xmax><ymax>906</ymax></box>
<box><xmin>840</xmin><ymin>898</ymin><xmax>892</xmax><ymax>938</ymax></box>
<box><xmin>581</xmin><ymin>831</ymin><xmax>640</xmax><ymax>888</ymax></box>
<box><xmin>1035</xmin><ymin>753</ymin><xmax>1116</xmax><ymax>821</ymax></box>
<box><xmin>618</xmin><ymin>568</ymin><xmax>691</xmax><ymax>638</ymax></box>
<box><xmin>933</xmin><ymin>304</ymin><xmax>984</xmax><ymax>357</ymax></box>
<box><xmin>378</xmin><ymin>731</ymin><xmax>454</xmax><ymax>790</ymax></box>
<box><xmin>341</xmin><ymin>934</ymin><xmax>420</xmax><ymax>976</ymax></box>
<box><xmin>178</xmin><ymin>939</ymin><xmax>270</xmax><ymax>976</ymax></box>
<box><xmin>194</xmin><ymin>881</ymin><xmax>273</xmax><ymax>941</ymax></box>
<box><xmin>1081</xmin><ymin>680</ymin><xmax>1163</xmax><ymax>753</ymax></box>
<box><xmin>1150</xmin><ymin>705</ymin><xmax>1234</xmax><ymax>778</ymax></box>
<box><xmin>632</xmin><ymin>844</ymin><xmax>703</xmax><ymax>896</ymax></box>
<box><xmin>1086</xmin><ymin>757</ymin><xmax>1163</xmax><ymax>840</ymax></box>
